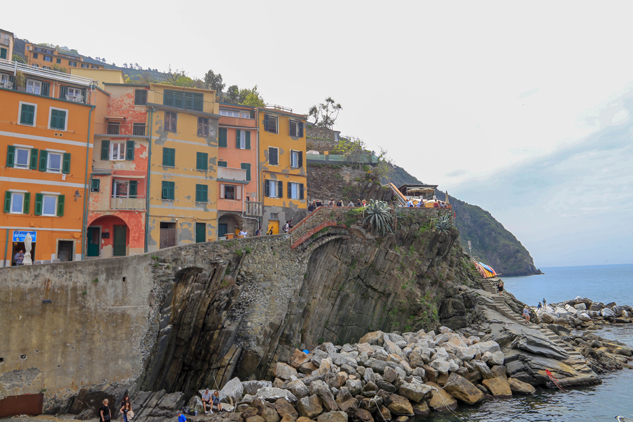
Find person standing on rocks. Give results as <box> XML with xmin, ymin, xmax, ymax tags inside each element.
<box><xmin>523</xmin><ymin>305</ymin><xmax>531</xmax><ymax>324</ymax></box>
<box><xmin>497</xmin><ymin>280</ymin><xmax>504</xmax><ymax>296</ymax></box>
<box><xmin>201</xmin><ymin>388</ymin><xmax>212</xmax><ymax>414</ymax></box>
<box><xmin>543</xmin><ymin>298</ymin><xmax>547</xmax><ymax>308</ymax></box>
<box><xmin>99</xmin><ymin>399</ymin><xmax>111</xmax><ymax>422</ymax></box>
<box><xmin>120</xmin><ymin>394</ymin><xmax>132</xmax><ymax>422</ymax></box>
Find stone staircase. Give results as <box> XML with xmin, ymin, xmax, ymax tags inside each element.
<box><xmin>481</xmin><ymin>277</ymin><xmax>591</xmax><ymax>370</ymax></box>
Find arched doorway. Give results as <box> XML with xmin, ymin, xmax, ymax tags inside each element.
<box><xmin>87</xmin><ymin>215</ymin><xmax>129</xmax><ymax>258</ymax></box>
<box><xmin>217</xmin><ymin>213</ymin><xmax>242</xmax><ymax>238</ymax></box>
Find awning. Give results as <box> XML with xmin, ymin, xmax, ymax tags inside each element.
<box><xmin>105</xmin><ymin>116</ymin><xmax>126</xmax><ymax>121</ymax></box>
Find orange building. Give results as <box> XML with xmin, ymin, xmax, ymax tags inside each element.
<box><xmin>86</xmin><ymin>83</ymin><xmax>150</xmax><ymax>258</ymax></box>
<box><xmin>217</xmin><ymin>103</ymin><xmax>261</xmax><ymax>237</ymax></box>
<box><xmin>0</xmin><ymin>59</ymin><xmax>102</xmax><ymax>265</ymax></box>
<box><xmin>24</xmin><ymin>43</ymin><xmax>103</xmax><ymax>72</ymax></box>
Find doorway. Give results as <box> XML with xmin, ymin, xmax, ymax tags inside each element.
<box><xmin>218</xmin><ymin>224</ymin><xmax>228</xmax><ymax>237</ymax></box>
<box><xmin>11</xmin><ymin>242</ymin><xmax>36</xmax><ymax>266</ymax></box>
<box><xmin>87</xmin><ymin>227</ymin><xmax>100</xmax><ymax>257</ymax></box>
<box><xmin>57</xmin><ymin>240</ymin><xmax>74</xmax><ymax>262</ymax></box>
<box><xmin>113</xmin><ymin>225</ymin><xmax>127</xmax><ymax>256</ymax></box>
<box><xmin>160</xmin><ymin>222</ymin><xmax>176</xmax><ymax>249</ymax></box>
<box><xmin>268</xmin><ymin>220</ymin><xmax>279</xmax><ymax>235</ymax></box>
<box><xmin>195</xmin><ymin>223</ymin><xmax>206</xmax><ymax>243</ymax></box>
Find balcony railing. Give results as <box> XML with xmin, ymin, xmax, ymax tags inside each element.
<box><xmin>245</xmin><ymin>201</ymin><xmax>263</xmax><ymax>217</ymax></box>
<box><xmin>110</xmin><ymin>197</ymin><xmax>146</xmax><ymax>210</ymax></box>
<box><xmin>218</xmin><ymin>166</ymin><xmax>247</xmax><ymax>182</ymax></box>
<box><xmin>0</xmin><ymin>58</ymin><xmax>92</xmax><ymax>86</ymax></box>
<box><xmin>0</xmin><ymin>38</ymin><xmax>9</xmax><ymax>46</ymax></box>
<box><xmin>95</xmin><ymin>123</ymin><xmax>147</xmax><ymax>137</ymax></box>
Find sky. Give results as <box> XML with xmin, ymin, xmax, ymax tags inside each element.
<box><xmin>4</xmin><ymin>1</ymin><xmax>633</xmax><ymax>267</ymax></box>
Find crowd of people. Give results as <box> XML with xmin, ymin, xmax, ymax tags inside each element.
<box><xmin>404</xmin><ymin>198</ymin><xmax>449</xmax><ymax>208</ymax></box>
<box><xmin>308</xmin><ymin>198</ymin><xmax>368</xmax><ymax>212</ymax></box>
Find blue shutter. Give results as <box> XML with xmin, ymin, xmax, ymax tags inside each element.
<box><xmin>278</xmin><ymin>181</ymin><xmax>283</xmax><ymax>198</ymax></box>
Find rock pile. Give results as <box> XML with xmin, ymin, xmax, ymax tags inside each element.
<box><xmin>189</xmin><ymin>327</ymin><xmax>535</xmax><ymax>422</ymax></box>
<box><xmin>535</xmin><ymin>297</ymin><xmax>632</xmax><ymax>328</ymax></box>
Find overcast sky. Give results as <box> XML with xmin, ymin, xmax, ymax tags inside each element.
<box><xmin>6</xmin><ymin>1</ymin><xmax>633</xmax><ymax>268</ymax></box>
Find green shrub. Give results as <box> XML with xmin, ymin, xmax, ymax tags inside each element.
<box><xmin>363</xmin><ymin>200</ymin><xmax>393</xmax><ymax>236</ymax></box>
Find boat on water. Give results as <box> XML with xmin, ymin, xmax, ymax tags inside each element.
<box><xmin>616</xmin><ymin>417</ymin><xmax>633</xmax><ymax>422</ymax></box>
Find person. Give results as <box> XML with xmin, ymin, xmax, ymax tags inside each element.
<box><xmin>177</xmin><ymin>412</ymin><xmax>187</xmax><ymax>422</ymax></box>
<box><xmin>255</xmin><ymin>227</ymin><xmax>261</xmax><ymax>236</ymax></box>
<box><xmin>406</xmin><ymin>199</ymin><xmax>413</xmax><ymax>207</ymax></box>
<box><xmin>201</xmin><ymin>388</ymin><xmax>213</xmax><ymax>414</ymax></box>
<box><xmin>537</xmin><ymin>302</ymin><xmax>542</xmax><ymax>310</ymax></box>
<box><xmin>328</xmin><ymin>199</ymin><xmax>335</xmax><ymax>207</ymax></box>
<box><xmin>362</xmin><ymin>199</ymin><xmax>367</xmax><ymax>206</ymax></box>
<box><xmin>14</xmin><ymin>250</ymin><xmax>24</xmax><ymax>266</ymax></box>
<box><xmin>283</xmin><ymin>221</ymin><xmax>290</xmax><ymax>233</ymax></box>
<box><xmin>440</xmin><ymin>201</ymin><xmax>447</xmax><ymax>208</ymax></box>
<box><xmin>212</xmin><ymin>390</ymin><xmax>222</xmax><ymax>412</ymax></box>
<box><xmin>316</xmin><ymin>199</ymin><xmax>323</xmax><ymax>207</ymax></box>
<box><xmin>523</xmin><ymin>305</ymin><xmax>531</xmax><ymax>324</ymax></box>
<box><xmin>238</xmin><ymin>229</ymin><xmax>247</xmax><ymax>236</ymax></box>
<box><xmin>543</xmin><ymin>298</ymin><xmax>547</xmax><ymax>308</ymax></box>
<box><xmin>337</xmin><ymin>200</ymin><xmax>343</xmax><ymax>207</ymax></box>
<box><xmin>497</xmin><ymin>280</ymin><xmax>504</xmax><ymax>296</ymax></box>
<box><xmin>99</xmin><ymin>399</ymin><xmax>111</xmax><ymax>422</ymax></box>
<box><xmin>120</xmin><ymin>395</ymin><xmax>132</xmax><ymax>422</ymax></box>
<box><xmin>288</xmin><ymin>219</ymin><xmax>293</xmax><ymax>229</ymax></box>
<box><xmin>267</xmin><ymin>227</ymin><xmax>274</xmax><ymax>235</ymax></box>
<box><xmin>347</xmin><ymin>200</ymin><xmax>354</xmax><ymax>207</ymax></box>
<box><xmin>416</xmin><ymin>200</ymin><xmax>423</xmax><ymax>208</ymax></box>
<box><xmin>433</xmin><ymin>200</ymin><xmax>439</xmax><ymax>208</ymax></box>
<box><xmin>356</xmin><ymin>199</ymin><xmax>362</xmax><ymax>207</ymax></box>
<box><xmin>308</xmin><ymin>202</ymin><xmax>315</xmax><ymax>212</ymax></box>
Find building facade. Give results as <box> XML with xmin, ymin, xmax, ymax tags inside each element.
<box><xmin>24</xmin><ymin>43</ymin><xmax>103</xmax><ymax>72</ymax></box>
<box><xmin>258</xmin><ymin>106</ymin><xmax>308</xmax><ymax>234</ymax></box>
<box><xmin>87</xmin><ymin>83</ymin><xmax>150</xmax><ymax>258</ymax></box>
<box><xmin>146</xmin><ymin>84</ymin><xmax>220</xmax><ymax>251</ymax></box>
<box><xmin>0</xmin><ymin>28</ymin><xmax>14</xmax><ymax>61</ymax></box>
<box><xmin>0</xmin><ymin>59</ymin><xmax>98</xmax><ymax>265</ymax></box>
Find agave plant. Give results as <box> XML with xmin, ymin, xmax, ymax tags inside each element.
<box><xmin>434</xmin><ymin>213</ymin><xmax>454</xmax><ymax>236</ymax></box>
<box><xmin>363</xmin><ymin>199</ymin><xmax>394</xmax><ymax>236</ymax></box>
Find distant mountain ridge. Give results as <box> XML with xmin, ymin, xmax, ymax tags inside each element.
<box><xmin>385</xmin><ymin>164</ymin><xmax>542</xmax><ymax>277</ymax></box>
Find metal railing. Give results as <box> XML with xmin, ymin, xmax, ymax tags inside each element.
<box><xmin>245</xmin><ymin>201</ymin><xmax>263</xmax><ymax>217</ymax></box>
<box><xmin>110</xmin><ymin>197</ymin><xmax>146</xmax><ymax>210</ymax></box>
<box><xmin>0</xmin><ymin>58</ymin><xmax>93</xmax><ymax>86</ymax></box>
<box><xmin>95</xmin><ymin>123</ymin><xmax>147</xmax><ymax>136</ymax></box>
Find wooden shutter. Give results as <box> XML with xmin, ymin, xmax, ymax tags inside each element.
<box><xmin>6</xmin><ymin>145</ymin><xmax>14</xmax><ymax>167</ymax></box>
<box><xmin>59</xmin><ymin>85</ymin><xmax>68</xmax><ymax>100</ymax></box>
<box><xmin>62</xmin><ymin>153</ymin><xmax>71</xmax><ymax>174</ymax></box>
<box><xmin>245</xmin><ymin>131</ymin><xmax>251</xmax><ymax>149</ymax></box>
<box><xmin>241</xmin><ymin>163</ymin><xmax>251</xmax><ymax>181</ymax></box>
<box><xmin>168</xmin><ymin>182</ymin><xmax>175</xmax><ymax>200</ymax></box>
<box><xmin>287</xmin><ymin>182</ymin><xmax>292</xmax><ymax>199</ymax></box>
<box><xmin>101</xmin><ymin>140</ymin><xmax>110</xmax><ymax>160</ymax></box>
<box><xmin>299</xmin><ymin>122</ymin><xmax>304</xmax><ymax>137</ymax></box>
<box><xmin>265</xmin><ymin>180</ymin><xmax>270</xmax><ymax>197</ymax></box>
<box><xmin>81</xmin><ymin>88</ymin><xmax>87</xmax><ymax>103</ymax></box>
<box><xmin>263</xmin><ymin>114</ymin><xmax>269</xmax><ymax>132</ymax></box>
<box><xmin>269</xmin><ymin>148</ymin><xmax>277</xmax><ymax>165</ymax></box>
<box><xmin>278</xmin><ymin>181</ymin><xmax>283</xmax><ymax>198</ymax></box>
<box><xmin>39</xmin><ymin>150</ymin><xmax>48</xmax><ymax>171</ymax></box>
<box><xmin>300</xmin><ymin>184</ymin><xmax>304</xmax><ymax>200</ymax></box>
<box><xmin>34</xmin><ymin>193</ymin><xmax>43</xmax><ymax>215</ymax></box>
<box><xmin>41</xmin><ymin>82</ymin><xmax>50</xmax><ymax>97</ymax></box>
<box><xmin>236</xmin><ymin>185</ymin><xmax>242</xmax><ymax>200</ymax></box>
<box><xmin>23</xmin><ymin>193</ymin><xmax>30</xmax><ymax>214</ymax></box>
<box><xmin>126</xmin><ymin>141</ymin><xmax>135</xmax><ymax>161</ymax></box>
<box><xmin>3</xmin><ymin>192</ymin><xmax>10</xmax><ymax>213</ymax></box>
<box><xmin>29</xmin><ymin>148</ymin><xmax>38</xmax><ymax>169</ymax></box>
<box><xmin>129</xmin><ymin>181</ymin><xmax>137</xmax><ymax>198</ymax></box>
<box><xmin>50</xmin><ymin>109</ymin><xmax>59</xmax><ymax>129</ymax></box>
<box><xmin>299</xmin><ymin>151</ymin><xmax>303</xmax><ymax>168</ymax></box>
<box><xmin>21</xmin><ymin>104</ymin><xmax>34</xmax><ymax>125</ymax></box>
<box><xmin>236</xmin><ymin>129</ymin><xmax>241</xmax><ymax>148</ymax></box>
<box><xmin>56</xmin><ymin>195</ymin><xmax>65</xmax><ymax>216</ymax></box>
<box><xmin>219</xmin><ymin>128</ymin><xmax>227</xmax><ymax>147</ymax></box>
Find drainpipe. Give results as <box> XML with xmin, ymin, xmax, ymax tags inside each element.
<box><xmin>144</xmin><ymin>107</ymin><xmax>154</xmax><ymax>252</ymax></box>
<box><xmin>80</xmin><ymin>106</ymin><xmax>94</xmax><ymax>261</ymax></box>
<box><xmin>256</xmin><ymin>108</ymin><xmax>262</xmax><ymax>230</ymax></box>
<box><xmin>3</xmin><ymin>229</ymin><xmax>9</xmax><ymax>267</ymax></box>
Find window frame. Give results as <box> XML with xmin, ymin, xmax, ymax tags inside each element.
<box><xmin>268</xmin><ymin>147</ymin><xmax>279</xmax><ymax>166</ymax></box>
<box><xmin>289</xmin><ymin>182</ymin><xmax>300</xmax><ymax>200</ymax></box>
<box><xmin>10</xmin><ymin>192</ymin><xmax>25</xmax><ymax>214</ymax></box>
<box><xmin>46</xmin><ymin>151</ymin><xmax>63</xmax><ymax>173</ymax></box>
<box><xmin>48</xmin><ymin>107</ymin><xmax>68</xmax><ymax>131</ymax></box>
<box><xmin>196</xmin><ymin>152</ymin><xmax>208</xmax><ymax>171</ymax></box>
<box><xmin>69</xmin><ymin>61</ymin><xmax>77</xmax><ymax>67</ymax></box>
<box><xmin>195</xmin><ymin>184</ymin><xmax>208</xmax><ymax>203</ymax></box>
<box><xmin>112</xmin><ymin>180</ymin><xmax>130</xmax><ymax>198</ymax></box>
<box><xmin>223</xmin><ymin>184</ymin><xmax>237</xmax><ymax>200</ymax></box>
<box><xmin>110</xmin><ymin>141</ymin><xmax>126</xmax><ymax>161</ymax></box>
<box><xmin>197</xmin><ymin>117</ymin><xmax>209</xmax><ymax>137</ymax></box>
<box><xmin>18</xmin><ymin>102</ymin><xmax>37</xmax><ymax>127</ymax></box>
<box><xmin>14</xmin><ymin>147</ymin><xmax>31</xmax><ymax>169</ymax></box>
<box><xmin>290</xmin><ymin>150</ymin><xmax>300</xmax><ymax>169</ymax></box>
<box><xmin>42</xmin><ymin>194</ymin><xmax>58</xmax><ymax>216</ymax></box>
<box><xmin>26</xmin><ymin>79</ymin><xmax>42</xmax><ymax>95</ymax></box>
<box><xmin>44</xmin><ymin>55</ymin><xmax>52</xmax><ymax>62</ymax></box>
<box><xmin>134</xmin><ymin>89</ymin><xmax>147</xmax><ymax>106</ymax></box>
<box><xmin>162</xmin><ymin>147</ymin><xmax>175</xmax><ymax>167</ymax></box>
<box><xmin>266</xmin><ymin>115</ymin><xmax>278</xmax><ymax>134</ymax></box>
<box><xmin>91</xmin><ymin>178</ymin><xmax>100</xmax><ymax>193</ymax></box>
<box><xmin>161</xmin><ymin>181</ymin><xmax>175</xmax><ymax>201</ymax></box>
<box><xmin>165</xmin><ymin>111</ymin><xmax>177</xmax><ymax>133</ymax></box>
<box><xmin>267</xmin><ymin>180</ymin><xmax>278</xmax><ymax>198</ymax></box>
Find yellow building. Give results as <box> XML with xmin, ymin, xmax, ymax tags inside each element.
<box><xmin>146</xmin><ymin>84</ymin><xmax>220</xmax><ymax>250</ymax></box>
<box><xmin>0</xmin><ymin>28</ymin><xmax>14</xmax><ymax>61</ymax></box>
<box><xmin>258</xmin><ymin>106</ymin><xmax>308</xmax><ymax>234</ymax></box>
<box><xmin>24</xmin><ymin>43</ymin><xmax>103</xmax><ymax>72</ymax></box>
<box><xmin>70</xmin><ymin>68</ymin><xmax>125</xmax><ymax>89</ymax></box>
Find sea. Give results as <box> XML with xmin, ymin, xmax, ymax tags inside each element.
<box><xmin>427</xmin><ymin>263</ymin><xmax>633</xmax><ymax>422</ymax></box>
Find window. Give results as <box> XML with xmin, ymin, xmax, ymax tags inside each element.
<box><xmin>197</xmin><ymin>117</ymin><xmax>209</xmax><ymax>137</ymax></box>
<box><xmin>161</xmin><ymin>181</ymin><xmax>175</xmax><ymax>200</ymax></box>
<box><xmin>240</xmin><ymin>163</ymin><xmax>251</xmax><ymax>181</ymax></box>
<box><xmin>263</xmin><ymin>114</ymin><xmax>278</xmax><ymax>133</ymax></box>
<box><xmin>219</xmin><ymin>108</ymin><xmax>250</xmax><ymax>118</ymax></box>
<box><xmin>165</xmin><ymin>112</ymin><xmax>177</xmax><ymax>132</ymax></box>
<box><xmin>134</xmin><ymin>90</ymin><xmax>147</xmax><ymax>105</ymax></box>
<box><xmin>220</xmin><ymin>184</ymin><xmax>241</xmax><ymax>200</ymax></box>
<box><xmin>163</xmin><ymin>147</ymin><xmax>175</xmax><ymax>167</ymax></box>
<box><xmin>26</xmin><ymin>79</ymin><xmax>42</xmax><ymax>95</ymax></box>
<box><xmin>110</xmin><ymin>142</ymin><xmax>126</xmax><ymax>160</ymax></box>
<box><xmin>107</xmin><ymin>122</ymin><xmax>120</xmax><ymax>134</ymax></box>
<box><xmin>289</xmin><ymin>120</ymin><xmax>304</xmax><ymax>137</ymax></box>
<box><xmin>19</xmin><ymin>103</ymin><xmax>36</xmax><ymax>126</ymax></box>
<box><xmin>81</xmin><ymin>63</ymin><xmax>89</xmax><ymax>68</ymax></box>
<box><xmin>196</xmin><ymin>152</ymin><xmax>208</xmax><ymax>171</ymax></box>
<box><xmin>290</xmin><ymin>150</ymin><xmax>303</xmax><ymax>168</ymax></box>
<box><xmin>47</xmin><ymin>152</ymin><xmax>63</xmax><ymax>173</ymax></box>
<box><xmin>14</xmin><ymin>148</ymin><xmax>30</xmax><ymax>169</ymax></box>
<box><xmin>287</xmin><ymin>182</ymin><xmax>305</xmax><ymax>200</ymax></box>
<box><xmin>113</xmin><ymin>180</ymin><xmax>129</xmax><ymax>198</ymax></box>
<box><xmin>4</xmin><ymin>192</ymin><xmax>30</xmax><ymax>214</ymax></box>
<box><xmin>235</xmin><ymin>129</ymin><xmax>251</xmax><ymax>149</ymax></box>
<box><xmin>268</xmin><ymin>147</ymin><xmax>279</xmax><ymax>166</ymax></box>
<box><xmin>218</xmin><ymin>128</ymin><xmax>227</xmax><ymax>147</ymax></box>
<box><xmin>32</xmin><ymin>53</ymin><xmax>38</xmax><ymax>59</ymax></box>
<box><xmin>49</xmin><ymin>108</ymin><xmax>67</xmax><ymax>131</ymax></box>
<box><xmin>44</xmin><ymin>56</ymin><xmax>52</xmax><ymax>62</ymax></box>
<box><xmin>34</xmin><ymin>193</ymin><xmax>64</xmax><ymax>217</ymax></box>
<box><xmin>91</xmin><ymin>178</ymin><xmax>100</xmax><ymax>192</ymax></box>
<box><xmin>56</xmin><ymin>58</ymin><xmax>61</xmax><ymax>64</ymax></box>
<box><xmin>91</xmin><ymin>65</ymin><xmax>99</xmax><ymax>69</ymax></box>
<box><xmin>69</xmin><ymin>61</ymin><xmax>77</xmax><ymax>67</ymax></box>
<box><xmin>133</xmin><ymin>123</ymin><xmax>145</xmax><ymax>136</ymax></box>
<box><xmin>42</xmin><ymin>195</ymin><xmax>57</xmax><ymax>216</ymax></box>
<box><xmin>218</xmin><ymin>161</ymin><xmax>227</xmax><ymax>167</ymax></box>
<box><xmin>195</xmin><ymin>184</ymin><xmax>208</xmax><ymax>202</ymax></box>
<box><xmin>163</xmin><ymin>89</ymin><xmax>203</xmax><ymax>111</ymax></box>
<box><xmin>265</xmin><ymin>180</ymin><xmax>283</xmax><ymax>198</ymax></box>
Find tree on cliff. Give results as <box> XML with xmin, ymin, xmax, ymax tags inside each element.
<box><xmin>204</xmin><ymin>70</ymin><xmax>226</xmax><ymax>94</ymax></box>
<box><xmin>309</xmin><ymin>97</ymin><xmax>343</xmax><ymax>129</ymax></box>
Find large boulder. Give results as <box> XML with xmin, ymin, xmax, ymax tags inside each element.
<box><xmin>257</xmin><ymin>388</ymin><xmax>298</xmax><ymax>404</ymax></box>
<box><xmin>601</xmin><ymin>308</ymin><xmax>616</xmax><ymax>318</ymax></box>
<box><xmin>289</xmin><ymin>349</ymin><xmax>311</xmax><ymax>369</ymax></box>
<box><xmin>286</xmin><ymin>380</ymin><xmax>309</xmax><ymax>399</ymax></box>
<box><xmin>397</xmin><ymin>381</ymin><xmax>432</xmax><ymax>403</ymax></box>
<box><xmin>426</xmin><ymin>382</ymin><xmax>457</xmax><ymax>413</ymax></box>
<box><xmin>510</xmin><ymin>333</ymin><xmax>569</xmax><ymax>360</ymax></box>
<box><xmin>274</xmin><ymin>363</ymin><xmax>298</xmax><ymax>380</ymax></box>
<box><xmin>275</xmin><ymin>399</ymin><xmax>299</xmax><ymax>422</ymax></box>
<box><xmin>355</xmin><ymin>408</ymin><xmax>374</xmax><ymax>422</ymax></box>
<box><xmin>443</xmin><ymin>373</ymin><xmax>484</xmax><ymax>405</ymax></box>
<box><xmin>475</xmin><ymin>341</ymin><xmax>501</xmax><ymax>355</ymax></box>
<box><xmin>507</xmin><ymin>378</ymin><xmax>536</xmax><ymax>395</ymax></box>
<box><xmin>386</xmin><ymin>394</ymin><xmax>413</xmax><ymax>416</ymax></box>
<box><xmin>243</xmin><ymin>381</ymin><xmax>273</xmax><ymax>396</ymax></box>
<box><xmin>482</xmin><ymin>377</ymin><xmax>512</xmax><ymax>398</ymax></box>
<box><xmin>412</xmin><ymin>401</ymin><xmax>430</xmax><ymax>417</ymax></box>
<box><xmin>359</xmin><ymin>331</ymin><xmax>384</xmax><ymax>345</ymax></box>
<box><xmin>297</xmin><ymin>395</ymin><xmax>323</xmax><ymax>419</ymax></box>
<box><xmin>317</xmin><ymin>411</ymin><xmax>349</xmax><ymax>422</ymax></box>
<box><xmin>490</xmin><ymin>351</ymin><xmax>505</xmax><ymax>366</ymax></box>
<box><xmin>471</xmin><ymin>360</ymin><xmax>494</xmax><ymax>379</ymax></box>
<box><xmin>220</xmin><ymin>377</ymin><xmax>244</xmax><ymax>404</ymax></box>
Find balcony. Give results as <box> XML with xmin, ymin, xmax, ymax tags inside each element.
<box><xmin>95</xmin><ymin>122</ymin><xmax>147</xmax><ymax>137</ymax></box>
<box><xmin>0</xmin><ymin>58</ymin><xmax>92</xmax><ymax>87</ymax></box>
<box><xmin>0</xmin><ymin>38</ymin><xmax>9</xmax><ymax>46</ymax></box>
<box><xmin>147</xmin><ymin>90</ymin><xmax>216</xmax><ymax>114</ymax></box>
<box><xmin>110</xmin><ymin>197</ymin><xmax>146</xmax><ymax>210</ymax></box>
<box><xmin>219</xmin><ymin>116</ymin><xmax>256</xmax><ymax>128</ymax></box>
<box><xmin>218</xmin><ymin>167</ymin><xmax>247</xmax><ymax>182</ymax></box>
<box><xmin>245</xmin><ymin>201</ymin><xmax>263</xmax><ymax>217</ymax></box>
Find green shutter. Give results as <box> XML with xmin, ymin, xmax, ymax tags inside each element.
<box><xmin>287</xmin><ymin>182</ymin><xmax>292</xmax><ymax>199</ymax></box>
<box><xmin>197</xmin><ymin>152</ymin><xmax>208</xmax><ymax>171</ymax></box>
<box><xmin>23</xmin><ymin>193</ymin><xmax>30</xmax><ymax>214</ymax></box>
<box><xmin>219</xmin><ymin>128</ymin><xmax>227</xmax><ymax>147</ymax></box>
<box><xmin>91</xmin><ymin>178</ymin><xmax>100</xmax><ymax>192</ymax></box>
<box><xmin>29</xmin><ymin>148</ymin><xmax>38</xmax><ymax>169</ymax></box>
<box><xmin>59</xmin><ymin>85</ymin><xmax>68</xmax><ymax>99</ymax></box>
<box><xmin>126</xmin><ymin>140</ymin><xmax>135</xmax><ymax>161</ymax></box>
<box><xmin>56</xmin><ymin>195</ymin><xmax>65</xmax><ymax>216</ymax></box>
<box><xmin>162</xmin><ymin>181</ymin><xmax>175</xmax><ymax>200</ymax></box>
<box><xmin>6</xmin><ymin>145</ymin><xmax>15</xmax><ymax>168</ymax></box>
<box><xmin>241</xmin><ymin>163</ymin><xmax>251</xmax><ymax>181</ymax></box>
<box><xmin>278</xmin><ymin>181</ymin><xmax>283</xmax><ymax>198</ymax></box>
<box><xmin>39</xmin><ymin>150</ymin><xmax>48</xmax><ymax>171</ymax></box>
<box><xmin>41</xmin><ymin>82</ymin><xmax>50</xmax><ymax>97</ymax></box>
<box><xmin>236</xmin><ymin>129</ymin><xmax>241</xmax><ymax>148</ymax></box>
<box><xmin>129</xmin><ymin>181</ymin><xmax>137</xmax><ymax>198</ymax></box>
<box><xmin>49</xmin><ymin>110</ymin><xmax>58</xmax><ymax>129</ymax></box>
<box><xmin>20</xmin><ymin>104</ymin><xmax>35</xmax><ymax>126</ymax></box>
<box><xmin>34</xmin><ymin>193</ymin><xmax>43</xmax><ymax>215</ymax></box>
<box><xmin>3</xmin><ymin>192</ymin><xmax>10</xmax><ymax>213</ymax></box>
<box><xmin>196</xmin><ymin>184</ymin><xmax>208</xmax><ymax>202</ymax></box>
<box><xmin>245</xmin><ymin>131</ymin><xmax>251</xmax><ymax>150</ymax></box>
<box><xmin>300</xmin><ymin>184</ymin><xmax>304</xmax><ymax>200</ymax></box>
<box><xmin>196</xmin><ymin>223</ymin><xmax>206</xmax><ymax>243</ymax></box>
<box><xmin>101</xmin><ymin>140</ymin><xmax>110</xmax><ymax>160</ymax></box>
<box><xmin>163</xmin><ymin>148</ymin><xmax>175</xmax><ymax>166</ymax></box>
<box><xmin>50</xmin><ymin>109</ymin><xmax>66</xmax><ymax>130</ymax></box>
<box><xmin>218</xmin><ymin>161</ymin><xmax>227</xmax><ymax>167</ymax></box>
<box><xmin>62</xmin><ymin>153</ymin><xmax>71</xmax><ymax>174</ymax></box>
<box><xmin>0</xmin><ymin>48</ymin><xmax>6</xmax><ymax>59</ymax></box>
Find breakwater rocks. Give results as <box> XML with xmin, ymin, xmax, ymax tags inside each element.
<box><xmin>534</xmin><ymin>296</ymin><xmax>632</xmax><ymax>327</ymax></box>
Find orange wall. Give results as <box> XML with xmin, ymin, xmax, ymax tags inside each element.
<box><xmin>217</xmin><ymin>125</ymin><xmax>258</xmax><ymax>208</ymax></box>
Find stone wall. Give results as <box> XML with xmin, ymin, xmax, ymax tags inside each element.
<box><xmin>306</xmin><ymin>125</ymin><xmax>338</xmax><ymax>153</ymax></box>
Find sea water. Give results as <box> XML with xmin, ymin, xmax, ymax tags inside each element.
<box><xmin>427</xmin><ymin>264</ymin><xmax>633</xmax><ymax>422</ymax></box>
